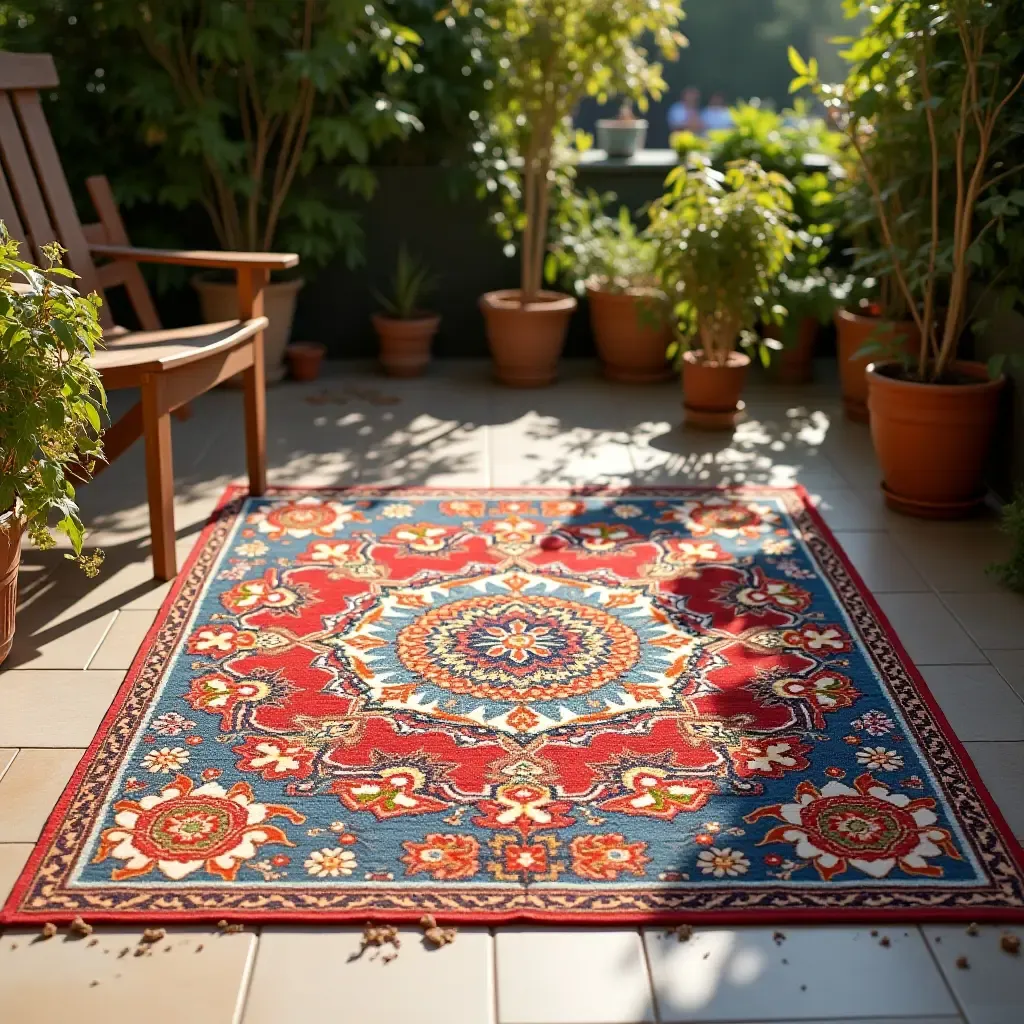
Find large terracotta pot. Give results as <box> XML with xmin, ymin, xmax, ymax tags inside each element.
<box><xmin>835</xmin><ymin>307</ymin><xmax>919</xmax><ymax>421</ymax></box>
<box><xmin>682</xmin><ymin>350</ymin><xmax>750</xmax><ymax>429</ymax></box>
<box><xmin>0</xmin><ymin>509</ymin><xmax>23</xmax><ymax>668</ymax></box>
<box><xmin>587</xmin><ymin>287</ymin><xmax>672</xmax><ymax>383</ymax></box>
<box><xmin>867</xmin><ymin>360</ymin><xmax>1004</xmax><ymax>518</ymax></box>
<box><xmin>480</xmin><ymin>290</ymin><xmax>577</xmax><ymax>387</ymax></box>
<box><xmin>192</xmin><ymin>276</ymin><xmax>305</xmax><ymax>384</ymax></box>
<box><xmin>372</xmin><ymin>313</ymin><xmax>440</xmax><ymax>378</ymax></box>
<box><xmin>766</xmin><ymin>316</ymin><xmax>819</xmax><ymax>385</ymax></box>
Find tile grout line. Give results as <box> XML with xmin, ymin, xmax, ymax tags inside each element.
<box><xmin>232</xmin><ymin>926</ymin><xmax>263</xmax><ymax>1024</ymax></box>
<box><xmin>0</xmin><ymin>749</ymin><xmax>19</xmax><ymax>788</ymax></box>
<box><xmin>83</xmin><ymin>608</ymin><xmax>120</xmax><ymax>671</ymax></box>
<box><xmin>489</xmin><ymin>926</ymin><xmax>500</xmax><ymax>1024</ymax></box>
<box><xmin>918</xmin><ymin>925</ymin><xmax>972</xmax><ymax>1024</ymax></box>
<box><xmin>636</xmin><ymin>927</ymin><xmax>662</xmax><ymax>1024</ymax></box>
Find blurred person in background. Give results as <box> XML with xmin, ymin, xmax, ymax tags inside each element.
<box><xmin>667</xmin><ymin>86</ymin><xmax>703</xmax><ymax>134</ymax></box>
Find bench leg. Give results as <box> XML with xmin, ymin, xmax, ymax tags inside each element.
<box><xmin>141</xmin><ymin>375</ymin><xmax>177</xmax><ymax>580</ymax></box>
<box><xmin>243</xmin><ymin>333</ymin><xmax>267</xmax><ymax>496</ymax></box>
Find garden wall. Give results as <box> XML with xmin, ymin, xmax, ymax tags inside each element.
<box><xmin>292</xmin><ymin>154</ymin><xmax>674</xmax><ymax>360</ymax></box>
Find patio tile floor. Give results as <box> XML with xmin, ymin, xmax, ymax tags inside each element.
<box><xmin>0</xmin><ymin>359</ymin><xmax>1021</xmax><ymax>1023</ymax></box>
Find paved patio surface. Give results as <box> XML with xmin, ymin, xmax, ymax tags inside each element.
<box><xmin>1</xmin><ymin>360</ymin><xmax>1023</xmax><ymax>1023</ymax></box>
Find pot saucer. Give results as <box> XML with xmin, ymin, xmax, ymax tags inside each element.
<box><xmin>880</xmin><ymin>482</ymin><xmax>987</xmax><ymax>519</ymax></box>
<box><xmin>683</xmin><ymin>401</ymin><xmax>745</xmax><ymax>431</ymax></box>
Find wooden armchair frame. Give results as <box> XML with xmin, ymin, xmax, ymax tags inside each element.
<box><xmin>0</xmin><ymin>52</ymin><xmax>299</xmax><ymax>579</ymax></box>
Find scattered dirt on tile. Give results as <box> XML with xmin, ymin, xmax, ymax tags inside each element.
<box><xmin>89</xmin><ymin>980</ymin><xmax>99</xmax><ymax>987</ymax></box>
<box><xmin>956</xmin><ymin>956</ymin><xmax>970</xmax><ymax>970</ymax></box>
<box><xmin>879</xmin><ymin>936</ymin><xmax>890</xmax><ymax>948</ymax></box>
<box><xmin>87</xmin><ymin>938</ymin><xmax>99</xmax><ymax>948</ymax></box>
<box><xmin>357</xmin><ymin>922</ymin><xmax>401</xmax><ymax>961</ymax></box>
<box><xmin>669</xmin><ymin>924</ymin><xmax>694</xmax><ymax>942</ymax></box>
<box><xmin>772</xmin><ymin>931</ymin><xmax>786</xmax><ymax>946</ymax></box>
<box><xmin>140</xmin><ymin>927</ymin><xmax>166</xmax><ymax>945</ymax></box>
<box><xmin>781</xmin><ymin>958</ymin><xmax>788</xmax><ymax>965</ymax></box>
<box><xmin>419</xmin><ymin>914</ymin><xmax>456</xmax><ymax>948</ymax></box>
<box><xmin>9</xmin><ymin>943</ymin><xmax>17</xmax><ymax>950</ymax></box>
<box><xmin>117</xmin><ymin>947</ymin><xmax>130</xmax><ymax>959</ymax></box>
<box><xmin>1001</xmin><ymin>932</ymin><xmax>1021</xmax><ymax>956</ymax></box>
<box><xmin>967</xmin><ymin>922</ymin><xmax>979</xmax><ymax>936</ymax></box>
<box><xmin>133</xmin><ymin>947</ymin><xmax>150</xmax><ymax>958</ymax></box>
<box><xmin>216</xmin><ymin>920</ymin><xmax>244</xmax><ymax>935</ymax></box>
<box><xmin>800</xmin><ymin>984</ymin><xmax>807</xmax><ymax>991</ymax></box>
<box><xmin>69</xmin><ymin>917</ymin><xmax>93</xmax><ymax>938</ymax></box>
<box><xmin>195</xmin><ymin>944</ymin><xmax>204</xmax><ymax>953</ymax></box>
<box><xmin>40</xmin><ymin>923</ymin><xmax>57</xmax><ymax>939</ymax></box>
<box><xmin>870</xmin><ymin>929</ymin><xmax>878</xmax><ymax>937</ymax></box>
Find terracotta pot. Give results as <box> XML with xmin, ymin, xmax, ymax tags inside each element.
<box><xmin>480</xmin><ymin>290</ymin><xmax>576</xmax><ymax>387</ymax></box>
<box><xmin>681</xmin><ymin>350</ymin><xmax>750</xmax><ymax>429</ymax></box>
<box><xmin>765</xmin><ymin>316</ymin><xmax>819</xmax><ymax>385</ymax></box>
<box><xmin>286</xmin><ymin>342</ymin><xmax>326</xmax><ymax>382</ymax></box>
<box><xmin>0</xmin><ymin>509</ymin><xmax>23</xmax><ymax>668</ymax></box>
<box><xmin>867</xmin><ymin>360</ymin><xmax>1004</xmax><ymax>518</ymax></box>
<box><xmin>586</xmin><ymin>287</ymin><xmax>672</xmax><ymax>383</ymax></box>
<box><xmin>372</xmin><ymin>313</ymin><xmax>440</xmax><ymax>378</ymax></box>
<box><xmin>192</xmin><ymin>276</ymin><xmax>305</xmax><ymax>384</ymax></box>
<box><xmin>835</xmin><ymin>307</ymin><xmax>919</xmax><ymax>421</ymax></box>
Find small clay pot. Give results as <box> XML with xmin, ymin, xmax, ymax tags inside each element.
<box><xmin>867</xmin><ymin>360</ymin><xmax>1004</xmax><ymax>518</ymax></box>
<box><xmin>0</xmin><ymin>509</ymin><xmax>23</xmax><ymax>667</ymax></box>
<box><xmin>372</xmin><ymin>313</ymin><xmax>440</xmax><ymax>378</ymax></box>
<box><xmin>766</xmin><ymin>316</ymin><xmax>819</xmax><ymax>385</ymax></box>
<box><xmin>587</xmin><ymin>286</ymin><xmax>672</xmax><ymax>383</ymax></box>
<box><xmin>835</xmin><ymin>307</ymin><xmax>919</xmax><ymax>421</ymax></box>
<box><xmin>682</xmin><ymin>350</ymin><xmax>751</xmax><ymax>429</ymax></box>
<box><xmin>285</xmin><ymin>342</ymin><xmax>326</xmax><ymax>382</ymax></box>
<box><xmin>480</xmin><ymin>289</ymin><xmax>577</xmax><ymax>387</ymax></box>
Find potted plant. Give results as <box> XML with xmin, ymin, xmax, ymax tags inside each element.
<box><xmin>648</xmin><ymin>158</ymin><xmax>797</xmax><ymax>428</ymax></box>
<box><xmin>0</xmin><ymin>230</ymin><xmax>105</xmax><ymax>666</ymax></box>
<box><xmin>793</xmin><ymin>0</ymin><xmax>1024</xmax><ymax>515</ymax></box>
<box><xmin>547</xmin><ymin>192</ymin><xmax>671</xmax><ymax>382</ymax></box>
<box><xmin>765</xmin><ymin>270</ymin><xmax>847</xmax><ymax>385</ymax></box>
<box><xmin>112</xmin><ymin>2</ymin><xmax>427</xmax><ymax>381</ymax></box>
<box><xmin>461</xmin><ymin>0</ymin><xmax>685</xmax><ymax>387</ymax></box>
<box><xmin>596</xmin><ymin>101</ymin><xmax>648</xmax><ymax>159</ymax></box>
<box><xmin>371</xmin><ymin>245</ymin><xmax>440</xmax><ymax>378</ymax></box>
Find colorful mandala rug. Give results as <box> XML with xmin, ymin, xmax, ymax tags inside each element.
<box><xmin>6</xmin><ymin>487</ymin><xmax>1024</xmax><ymax>925</ymax></box>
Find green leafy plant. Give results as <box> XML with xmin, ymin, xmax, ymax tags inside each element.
<box><xmin>98</xmin><ymin>0</ymin><xmax>428</xmax><ymax>268</ymax></box>
<box><xmin>648</xmin><ymin>159</ymin><xmax>797</xmax><ymax>366</ymax></box>
<box><xmin>546</xmin><ymin>192</ymin><xmax>659</xmax><ymax>296</ymax></box>
<box><xmin>372</xmin><ymin>244</ymin><xmax>437</xmax><ymax>320</ymax></box>
<box><xmin>990</xmin><ymin>487</ymin><xmax>1024</xmax><ymax>594</ymax></box>
<box><xmin>453</xmin><ymin>0</ymin><xmax>686</xmax><ymax>304</ymax></box>
<box><xmin>792</xmin><ymin>0</ymin><xmax>1024</xmax><ymax>382</ymax></box>
<box><xmin>0</xmin><ymin>228</ymin><xmax>105</xmax><ymax>574</ymax></box>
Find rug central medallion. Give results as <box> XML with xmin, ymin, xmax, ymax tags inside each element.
<box><xmin>6</xmin><ymin>488</ymin><xmax>1024</xmax><ymax>926</ymax></box>
<box><xmin>322</xmin><ymin>567</ymin><xmax>697</xmax><ymax>740</ymax></box>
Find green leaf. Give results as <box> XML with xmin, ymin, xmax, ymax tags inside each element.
<box><xmin>788</xmin><ymin>46</ymin><xmax>809</xmax><ymax>77</ymax></box>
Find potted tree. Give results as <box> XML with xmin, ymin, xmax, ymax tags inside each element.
<box><xmin>547</xmin><ymin>192</ymin><xmax>671</xmax><ymax>382</ymax></box>
<box><xmin>0</xmin><ymin>230</ymin><xmax>105</xmax><ymax>666</ymax></box>
<box><xmin>112</xmin><ymin>2</ymin><xmax>427</xmax><ymax>381</ymax></box>
<box><xmin>371</xmin><ymin>245</ymin><xmax>440</xmax><ymax>378</ymax></box>
<box><xmin>462</xmin><ymin>0</ymin><xmax>685</xmax><ymax>387</ymax></box>
<box><xmin>794</xmin><ymin>0</ymin><xmax>1024</xmax><ymax>515</ymax></box>
<box><xmin>648</xmin><ymin>158</ymin><xmax>797</xmax><ymax>428</ymax></box>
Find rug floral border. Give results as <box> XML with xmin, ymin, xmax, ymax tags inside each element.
<box><xmin>5</xmin><ymin>484</ymin><xmax>1024</xmax><ymax>925</ymax></box>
